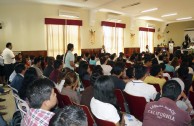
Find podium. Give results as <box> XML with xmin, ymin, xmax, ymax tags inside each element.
<box><xmin>169</xmin><ymin>43</ymin><xmax>174</xmax><ymax>53</ymax></box>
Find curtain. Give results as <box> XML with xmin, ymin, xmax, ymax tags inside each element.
<box><xmin>139</xmin><ymin>31</ymin><xmax>154</xmax><ymax>53</ymax></box>
<box><xmin>47</xmin><ymin>25</ymin><xmax>80</xmax><ymax>58</ymax></box>
<box><xmin>103</xmin><ymin>26</ymin><xmax>124</xmax><ymax>54</ymax></box>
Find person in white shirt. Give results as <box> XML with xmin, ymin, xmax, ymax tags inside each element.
<box><xmin>90</xmin><ymin>75</ymin><xmax>122</xmax><ymax>125</ymax></box>
<box><xmin>100</xmin><ymin>57</ymin><xmax>112</xmax><ymax>75</ymax></box>
<box><xmin>124</xmin><ymin>65</ymin><xmax>157</xmax><ymax>102</ymax></box>
<box><xmin>64</xmin><ymin>43</ymin><xmax>75</xmax><ymax>70</ymax></box>
<box><xmin>2</xmin><ymin>42</ymin><xmax>15</xmax><ymax>82</ymax></box>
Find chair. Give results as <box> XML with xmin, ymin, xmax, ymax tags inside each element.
<box><xmin>148</xmin><ymin>83</ymin><xmax>161</xmax><ymax>92</ymax></box>
<box><xmin>114</xmin><ymin>89</ymin><xmax>129</xmax><ymax>113</ymax></box>
<box><xmin>189</xmin><ymin>91</ymin><xmax>194</xmax><ymax>107</ymax></box>
<box><xmin>82</xmin><ymin>80</ymin><xmax>91</xmax><ymax>89</ymax></box>
<box><xmin>12</xmin><ymin>93</ymin><xmax>29</xmax><ymax>119</ymax></box>
<box><xmin>61</xmin><ymin>94</ymin><xmax>73</xmax><ymax>106</ymax></box>
<box><xmin>94</xmin><ymin>116</ymin><xmax>116</xmax><ymax>126</ymax></box>
<box><xmin>123</xmin><ymin>92</ymin><xmax>147</xmax><ymax>122</ymax></box>
<box><xmin>54</xmin><ymin>88</ymin><xmax>63</xmax><ymax>108</ymax></box>
<box><xmin>73</xmin><ymin>103</ymin><xmax>95</xmax><ymax>126</ymax></box>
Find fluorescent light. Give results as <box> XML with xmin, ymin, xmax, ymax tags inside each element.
<box><xmin>161</xmin><ymin>13</ymin><xmax>177</xmax><ymax>17</ymax></box>
<box><xmin>176</xmin><ymin>17</ymin><xmax>192</xmax><ymax>21</ymax></box>
<box><xmin>141</xmin><ymin>8</ymin><xmax>158</xmax><ymax>13</ymax></box>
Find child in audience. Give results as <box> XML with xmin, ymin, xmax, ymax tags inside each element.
<box><xmin>61</xmin><ymin>71</ymin><xmax>80</xmax><ymax>104</ymax></box>
<box><xmin>49</xmin><ymin>106</ymin><xmax>87</xmax><ymax>126</ymax></box>
<box><xmin>21</xmin><ymin>78</ymin><xmax>57</xmax><ymax>126</ymax></box>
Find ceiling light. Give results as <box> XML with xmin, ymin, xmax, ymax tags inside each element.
<box><xmin>161</xmin><ymin>13</ymin><xmax>177</xmax><ymax>17</ymax></box>
<box><xmin>176</xmin><ymin>17</ymin><xmax>192</xmax><ymax>21</ymax></box>
<box><xmin>141</xmin><ymin>8</ymin><xmax>158</xmax><ymax>13</ymax></box>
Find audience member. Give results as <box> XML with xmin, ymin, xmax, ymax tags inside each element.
<box><xmin>61</xmin><ymin>71</ymin><xmax>80</xmax><ymax>104</ymax></box>
<box><xmin>31</xmin><ymin>57</ymin><xmax>44</xmax><ymax>78</ymax></box>
<box><xmin>78</xmin><ymin>63</ymin><xmax>92</xmax><ymax>81</ymax></box>
<box><xmin>21</xmin><ymin>78</ymin><xmax>57</xmax><ymax>126</ymax></box>
<box><xmin>143</xmin><ymin>80</ymin><xmax>191</xmax><ymax>126</ymax></box>
<box><xmin>160</xmin><ymin>63</ymin><xmax>171</xmax><ymax>80</ymax></box>
<box><xmin>49</xmin><ymin>60</ymin><xmax>63</xmax><ymax>83</ymax></box>
<box><xmin>89</xmin><ymin>54</ymin><xmax>96</xmax><ymax>65</ymax></box>
<box><xmin>163</xmin><ymin>56</ymin><xmax>175</xmax><ymax>72</ymax></box>
<box><xmin>49</xmin><ymin>106</ymin><xmax>87</xmax><ymax>126</ymax></box>
<box><xmin>11</xmin><ymin>63</ymin><xmax>26</xmax><ymax>91</ymax></box>
<box><xmin>43</xmin><ymin>57</ymin><xmax>54</xmax><ymax>77</ymax></box>
<box><xmin>124</xmin><ymin>65</ymin><xmax>157</xmax><ymax>102</ymax></box>
<box><xmin>100</xmin><ymin>57</ymin><xmax>112</xmax><ymax>75</ymax></box>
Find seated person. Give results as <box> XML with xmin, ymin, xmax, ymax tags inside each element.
<box><xmin>163</xmin><ymin>56</ymin><xmax>175</xmax><ymax>73</ymax></box>
<box><xmin>11</xmin><ymin>63</ymin><xmax>26</xmax><ymax>91</ymax></box>
<box><xmin>43</xmin><ymin>57</ymin><xmax>54</xmax><ymax>78</ymax></box>
<box><xmin>89</xmin><ymin>54</ymin><xmax>96</xmax><ymax>65</ymax></box>
<box><xmin>143</xmin><ymin>55</ymin><xmax>152</xmax><ymax>73</ymax></box>
<box><xmin>80</xmin><ymin>72</ymin><xmax>101</xmax><ymax>108</ymax></box>
<box><xmin>160</xmin><ymin>63</ymin><xmax>171</xmax><ymax>80</ymax></box>
<box><xmin>21</xmin><ymin>78</ymin><xmax>57</xmax><ymax>126</ymax></box>
<box><xmin>100</xmin><ymin>56</ymin><xmax>112</xmax><ymax>75</ymax></box>
<box><xmin>31</xmin><ymin>57</ymin><xmax>44</xmax><ymax>78</ymax></box>
<box><xmin>61</xmin><ymin>71</ymin><xmax>80</xmax><ymax>104</ymax></box>
<box><xmin>49</xmin><ymin>106</ymin><xmax>87</xmax><ymax>126</ymax></box>
<box><xmin>124</xmin><ymin>65</ymin><xmax>157</xmax><ymax>102</ymax></box>
<box><xmin>143</xmin><ymin>80</ymin><xmax>191</xmax><ymax>126</ymax></box>
<box><xmin>110</xmin><ymin>62</ymin><xmax>126</xmax><ymax>90</ymax></box>
<box><xmin>90</xmin><ymin>75</ymin><xmax>123</xmax><ymax>125</ymax></box>
<box><xmin>144</xmin><ymin>64</ymin><xmax>166</xmax><ymax>88</ymax></box>
<box><xmin>78</xmin><ymin>63</ymin><xmax>92</xmax><ymax>81</ymax></box>
<box><xmin>49</xmin><ymin>60</ymin><xmax>63</xmax><ymax>83</ymax></box>
<box><xmin>126</xmin><ymin>66</ymin><xmax>135</xmax><ymax>81</ymax></box>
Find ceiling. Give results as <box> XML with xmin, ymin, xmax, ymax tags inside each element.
<box><xmin>1</xmin><ymin>0</ymin><xmax>194</xmax><ymax>23</ymax></box>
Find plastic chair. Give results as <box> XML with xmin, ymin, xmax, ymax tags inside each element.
<box><xmin>114</xmin><ymin>89</ymin><xmax>129</xmax><ymax>113</ymax></box>
<box><xmin>54</xmin><ymin>88</ymin><xmax>64</xmax><ymax>108</ymax></box>
<box><xmin>94</xmin><ymin>116</ymin><xmax>116</xmax><ymax>126</ymax></box>
<box><xmin>82</xmin><ymin>80</ymin><xmax>91</xmax><ymax>89</ymax></box>
<box><xmin>61</xmin><ymin>94</ymin><xmax>73</xmax><ymax>106</ymax></box>
<box><xmin>148</xmin><ymin>83</ymin><xmax>161</xmax><ymax>92</ymax></box>
<box><xmin>74</xmin><ymin>102</ymin><xmax>95</xmax><ymax>126</ymax></box>
<box><xmin>123</xmin><ymin>92</ymin><xmax>147</xmax><ymax>122</ymax></box>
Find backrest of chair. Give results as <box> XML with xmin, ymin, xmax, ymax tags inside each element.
<box><xmin>82</xmin><ymin>80</ymin><xmax>91</xmax><ymax>89</ymax></box>
<box><xmin>74</xmin><ymin>103</ymin><xmax>95</xmax><ymax>126</ymax></box>
<box><xmin>94</xmin><ymin>116</ymin><xmax>116</xmax><ymax>126</ymax></box>
<box><xmin>123</xmin><ymin>92</ymin><xmax>147</xmax><ymax>122</ymax></box>
<box><xmin>54</xmin><ymin>88</ymin><xmax>64</xmax><ymax>108</ymax></box>
<box><xmin>148</xmin><ymin>83</ymin><xmax>161</xmax><ymax>92</ymax></box>
<box><xmin>189</xmin><ymin>91</ymin><xmax>194</xmax><ymax>107</ymax></box>
<box><xmin>8</xmin><ymin>84</ymin><xmax>18</xmax><ymax>94</ymax></box>
<box><xmin>114</xmin><ymin>89</ymin><xmax>126</xmax><ymax>112</ymax></box>
<box><xmin>61</xmin><ymin>94</ymin><xmax>73</xmax><ymax>106</ymax></box>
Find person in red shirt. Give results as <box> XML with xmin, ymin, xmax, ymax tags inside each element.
<box><xmin>143</xmin><ymin>80</ymin><xmax>191</xmax><ymax>126</ymax></box>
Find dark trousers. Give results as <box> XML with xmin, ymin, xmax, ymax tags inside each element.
<box><xmin>4</xmin><ymin>64</ymin><xmax>14</xmax><ymax>82</ymax></box>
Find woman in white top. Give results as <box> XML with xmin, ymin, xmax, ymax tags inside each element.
<box><xmin>90</xmin><ymin>75</ymin><xmax>123</xmax><ymax>126</ymax></box>
<box><xmin>64</xmin><ymin>43</ymin><xmax>75</xmax><ymax>70</ymax></box>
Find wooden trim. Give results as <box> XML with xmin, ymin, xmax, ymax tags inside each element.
<box><xmin>124</xmin><ymin>48</ymin><xmax>140</xmax><ymax>56</ymax></box>
<box><xmin>19</xmin><ymin>50</ymin><xmax>47</xmax><ymax>57</ymax></box>
<box><xmin>81</xmin><ymin>48</ymin><xmax>101</xmax><ymax>55</ymax></box>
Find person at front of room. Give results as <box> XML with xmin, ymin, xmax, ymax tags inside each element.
<box><xmin>2</xmin><ymin>42</ymin><xmax>15</xmax><ymax>83</ymax></box>
<box><xmin>145</xmin><ymin>45</ymin><xmax>150</xmax><ymax>53</ymax></box>
<box><xmin>143</xmin><ymin>80</ymin><xmax>191</xmax><ymax>126</ymax></box>
<box><xmin>101</xmin><ymin>45</ymin><xmax>106</xmax><ymax>54</ymax></box>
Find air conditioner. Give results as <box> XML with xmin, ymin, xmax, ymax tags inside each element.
<box><xmin>59</xmin><ymin>10</ymin><xmax>79</xmax><ymax>19</ymax></box>
<box><xmin>147</xmin><ymin>23</ymin><xmax>155</xmax><ymax>28</ymax></box>
<box><xmin>107</xmin><ymin>13</ymin><xmax>121</xmax><ymax>22</ymax></box>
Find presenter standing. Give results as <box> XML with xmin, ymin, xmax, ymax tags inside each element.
<box><xmin>101</xmin><ymin>45</ymin><xmax>106</xmax><ymax>54</ymax></box>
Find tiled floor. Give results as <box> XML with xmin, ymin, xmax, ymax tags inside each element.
<box><xmin>0</xmin><ymin>87</ymin><xmax>16</xmax><ymax>125</ymax></box>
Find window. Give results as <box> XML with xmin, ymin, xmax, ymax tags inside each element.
<box><xmin>139</xmin><ymin>27</ymin><xmax>155</xmax><ymax>53</ymax></box>
<box><xmin>102</xmin><ymin>21</ymin><xmax>125</xmax><ymax>54</ymax></box>
<box><xmin>45</xmin><ymin>18</ymin><xmax>82</xmax><ymax>58</ymax></box>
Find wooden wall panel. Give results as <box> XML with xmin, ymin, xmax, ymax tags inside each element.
<box><xmin>21</xmin><ymin>50</ymin><xmax>47</xmax><ymax>57</ymax></box>
<box><xmin>81</xmin><ymin>48</ymin><xmax>101</xmax><ymax>55</ymax></box>
<box><xmin>124</xmin><ymin>48</ymin><xmax>140</xmax><ymax>56</ymax></box>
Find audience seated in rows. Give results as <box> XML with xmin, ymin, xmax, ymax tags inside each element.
<box><xmin>143</xmin><ymin>80</ymin><xmax>191</xmax><ymax>126</ymax></box>
<box><xmin>31</xmin><ymin>57</ymin><xmax>44</xmax><ymax>78</ymax></box>
<box><xmin>21</xmin><ymin>78</ymin><xmax>57</xmax><ymax>126</ymax></box>
<box><xmin>100</xmin><ymin>57</ymin><xmax>112</xmax><ymax>75</ymax></box>
<box><xmin>49</xmin><ymin>60</ymin><xmax>63</xmax><ymax>84</ymax></box>
<box><xmin>43</xmin><ymin>57</ymin><xmax>54</xmax><ymax>78</ymax></box>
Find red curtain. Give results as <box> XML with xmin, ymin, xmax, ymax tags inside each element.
<box><xmin>139</xmin><ymin>27</ymin><xmax>155</xmax><ymax>32</ymax></box>
<box><xmin>45</xmin><ymin>18</ymin><xmax>82</xmax><ymax>26</ymax></box>
<box><xmin>101</xmin><ymin>21</ymin><xmax>126</xmax><ymax>28</ymax></box>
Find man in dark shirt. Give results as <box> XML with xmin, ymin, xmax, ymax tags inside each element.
<box><xmin>49</xmin><ymin>60</ymin><xmax>63</xmax><ymax>83</ymax></box>
<box><xmin>110</xmin><ymin>62</ymin><xmax>126</xmax><ymax>90</ymax></box>
<box><xmin>143</xmin><ymin>80</ymin><xmax>191</xmax><ymax>126</ymax></box>
<box><xmin>43</xmin><ymin>57</ymin><xmax>54</xmax><ymax>77</ymax></box>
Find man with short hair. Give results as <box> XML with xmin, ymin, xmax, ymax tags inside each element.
<box><xmin>124</xmin><ymin>65</ymin><xmax>157</xmax><ymax>102</ymax></box>
<box><xmin>143</xmin><ymin>80</ymin><xmax>191</xmax><ymax>126</ymax></box>
<box><xmin>31</xmin><ymin>57</ymin><xmax>44</xmax><ymax>78</ymax></box>
<box><xmin>11</xmin><ymin>63</ymin><xmax>26</xmax><ymax>91</ymax></box>
<box><xmin>2</xmin><ymin>42</ymin><xmax>15</xmax><ymax>82</ymax></box>
<box><xmin>49</xmin><ymin>106</ymin><xmax>87</xmax><ymax>126</ymax></box>
<box><xmin>21</xmin><ymin>78</ymin><xmax>57</xmax><ymax>126</ymax></box>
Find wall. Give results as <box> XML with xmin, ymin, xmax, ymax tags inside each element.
<box><xmin>0</xmin><ymin>2</ymin><xmax>168</xmax><ymax>53</ymax></box>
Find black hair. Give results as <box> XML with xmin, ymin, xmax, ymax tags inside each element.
<box><xmin>126</xmin><ymin>66</ymin><xmax>134</xmax><ymax>78</ymax></box>
<box><xmin>26</xmin><ymin>78</ymin><xmax>55</xmax><ymax>108</ymax></box>
<box><xmin>93</xmin><ymin>75</ymin><xmax>117</xmax><ymax>105</ymax></box>
<box><xmin>92</xmin><ymin>65</ymin><xmax>103</xmax><ymax>75</ymax></box>
<box><xmin>144</xmin><ymin>55</ymin><xmax>152</xmax><ymax>64</ymax></box>
<box><xmin>160</xmin><ymin>63</ymin><xmax>166</xmax><ymax>71</ymax></box>
<box><xmin>162</xmin><ymin>80</ymin><xmax>181</xmax><ymax>101</ymax></box>
<box><xmin>33</xmin><ymin>57</ymin><xmax>41</xmax><ymax>64</ymax></box>
<box><xmin>90</xmin><ymin>72</ymin><xmax>101</xmax><ymax>86</ymax></box>
<box><xmin>49</xmin><ymin>106</ymin><xmax>87</xmax><ymax>126</ymax></box>
<box><xmin>14</xmin><ymin>63</ymin><xmax>25</xmax><ymax>73</ymax></box>
<box><xmin>56</xmin><ymin>55</ymin><xmax>61</xmax><ymax>60</ymax></box>
<box><xmin>134</xmin><ymin>65</ymin><xmax>147</xmax><ymax>80</ymax></box>
<box><xmin>152</xmin><ymin>58</ymin><xmax>159</xmax><ymax>65</ymax></box>
<box><xmin>177</xmin><ymin>65</ymin><xmax>189</xmax><ymax>78</ymax></box>
<box><xmin>67</xmin><ymin>43</ymin><xmax>74</xmax><ymax>51</ymax></box>
<box><xmin>54</xmin><ymin>60</ymin><xmax>62</xmax><ymax>69</ymax></box>
<box><xmin>100</xmin><ymin>56</ymin><xmax>107</xmax><ymax>64</ymax></box>
<box><xmin>6</xmin><ymin>42</ymin><xmax>12</xmax><ymax>48</ymax></box>
<box><xmin>78</xmin><ymin>63</ymin><xmax>90</xmax><ymax>80</ymax></box>
<box><xmin>47</xmin><ymin>57</ymin><xmax>54</xmax><ymax>66</ymax></box>
<box><xmin>150</xmin><ymin>65</ymin><xmax>161</xmax><ymax>76</ymax></box>
<box><xmin>111</xmin><ymin>62</ymin><xmax>124</xmax><ymax>75</ymax></box>
<box><xmin>90</xmin><ymin>54</ymin><xmax>95</xmax><ymax>60</ymax></box>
